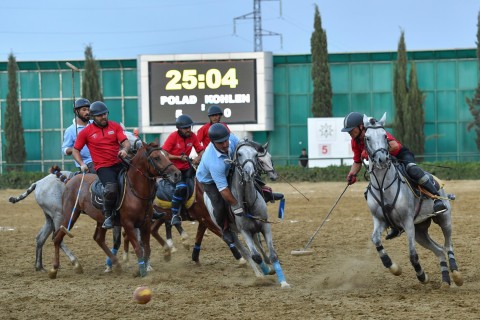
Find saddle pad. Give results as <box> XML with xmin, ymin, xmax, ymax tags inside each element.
<box><xmin>154</xmin><ymin>178</ymin><xmax>195</xmax><ymax>210</ymax></box>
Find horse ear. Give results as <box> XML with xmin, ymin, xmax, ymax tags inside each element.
<box><xmin>379</xmin><ymin>112</ymin><xmax>387</xmax><ymax>126</ymax></box>
<box><xmin>263</xmin><ymin>141</ymin><xmax>269</xmax><ymax>150</ymax></box>
<box><xmin>363</xmin><ymin>114</ymin><xmax>369</xmax><ymax>127</ymax></box>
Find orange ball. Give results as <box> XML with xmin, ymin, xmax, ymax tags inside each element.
<box><xmin>133</xmin><ymin>286</ymin><xmax>152</xmax><ymax>304</ymax></box>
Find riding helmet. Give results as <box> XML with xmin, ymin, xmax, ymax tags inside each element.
<box><xmin>176</xmin><ymin>114</ymin><xmax>194</xmax><ymax>129</ymax></box>
<box><xmin>208</xmin><ymin>123</ymin><xmax>230</xmax><ymax>143</ymax></box>
<box><xmin>74</xmin><ymin>98</ymin><xmax>91</xmax><ymax>110</ymax></box>
<box><xmin>89</xmin><ymin>101</ymin><xmax>109</xmax><ymax>116</ymax></box>
<box><xmin>341</xmin><ymin>112</ymin><xmax>364</xmax><ymax>132</ymax></box>
<box><xmin>207</xmin><ymin>105</ymin><xmax>223</xmax><ymax>116</ymax></box>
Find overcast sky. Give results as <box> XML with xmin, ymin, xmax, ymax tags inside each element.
<box><xmin>1</xmin><ymin>0</ymin><xmax>479</xmax><ymax>61</ymax></box>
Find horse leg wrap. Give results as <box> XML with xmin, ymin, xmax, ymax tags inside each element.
<box><xmin>192</xmin><ymin>243</ymin><xmax>201</xmax><ymax>262</ymax></box>
<box><xmin>252</xmin><ymin>253</ymin><xmax>262</xmax><ymax>264</ymax></box>
<box><xmin>259</xmin><ymin>261</ymin><xmax>271</xmax><ymax>275</ymax></box>
<box><xmin>229</xmin><ymin>243</ymin><xmax>242</xmax><ymax>260</ymax></box>
<box><xmin>377</xmin><ymin>246</ymin><xmax>393</xmax><ymax>268</ymax></box>
<box><xmin>138</xmin><ymin>257</ymin><xmax>147</xmax><ymax>277</ymax></box>
<box><xmin>448</xmin><ymin>251</ymin><xmax>458</xmax><ymax>271</ymax></box>
<box><xmin>417</xmin><ymin>272</ymin><xmax>427</xmax><ymax>283</ymax></box>
<box><xmin>106</xmin><ymin>248</ymin><xmax>118</xmax><ymax>267</ymax></box>
<box><xmin>272</xmin><ymin>261</ymin><xmax>287</xmax><ymax>283</ymax></box>
<box><xmin>440</xmin><ymin>261</ymin><xmax>451</xmax><ymax>285</ymax></box>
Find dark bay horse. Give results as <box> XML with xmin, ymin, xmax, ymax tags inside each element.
<box><xmin>48</xmin><ymin>142</ymin><xmax>181</xmax><ymax>279</ymax></box>
<box><xmin>364</xmin><ymin>113</ymin><xmax>462</xmax><ymax>287</ymax></box>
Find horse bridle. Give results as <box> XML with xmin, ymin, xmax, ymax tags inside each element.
<box><xmin>364</xmin><ymin>125</ymin><xmax>390</xmax><ymax>168</ymax></box>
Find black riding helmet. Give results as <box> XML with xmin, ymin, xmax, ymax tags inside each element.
<box><xmin>208</xmin><ymin>123</ymin><xmax>230</xmax><ymax>143</ymax></box>
<box><xmin>341</xmin><ymin>112</ymin><xmax>364</xmax><ymax>132</ymax></box>
<box><xmin>207</xmin><ymin>105</ymin><xmax>223</xmax><ymax>116</ymax></box>
<box><xmin>176</xmin><ymin>114</ymin><xmax>194</xmax><ymax>129</ymax></box>
<box><xmin>74</xmin><ymin>98</ymin><xmax>91</xmax><ymax>110</ymax></box>
<box><xmin>89</xmin><ymin>101</ymin><xmax>109</xmax><ymax>116</ymax></box>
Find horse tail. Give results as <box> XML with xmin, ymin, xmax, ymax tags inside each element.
<box><xmin>49</xmin><ymin>165</ymin><xmax>70</xmax><ymax>184</ymax></box>
<box><xmin>8</xmin><ymin>182</ymin><xmax>37</xmax><ymax>204</ymax></box>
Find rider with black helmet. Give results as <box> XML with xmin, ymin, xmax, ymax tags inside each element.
<box><xmin>162</xmin><ymin>114</ymin><xmax>204</xmax><ymax>226</ymax></box>
<box><xmin>61</xmin><ymin>98</ymin><xmax>96</xmax><ymax>173</ymax></box>
<box><xmin>342</xmin><ymin>111</ymin><xmax>447</xmax><ymax>239</ymax></box>
<box><xmin>196</xmin><ymin>105</ymin><xmax>230</xmax><ymax>147</ymax></box>
<box><xmin>196</xmin><ymin>123</ymin><xmax>244</xmax><ymax>244</ymax></box>
<box><xmin>72</xmin><ymin>101</ymin><xmax>131</xmax><ymax>229</ymax></box>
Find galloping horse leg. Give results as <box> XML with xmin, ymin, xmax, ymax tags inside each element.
<box><xmin>164</xmin><ymin>220</ymin><xmax>177</xmax><ymax>253</ymax></box>
<box><xmin>371</xmin><ymin>218</ymin><xmax>402</xmax><ymax>277</ymax></box>
<box><xmin>139</xmin><ymin>220</ymin><xmax>151</xmax><ymax>275</ymax></box>
<box><xmin>433</xmin><ymin>213</ymin><xmax>463</xmax><ymax>287</ymax></box>
<box><xmin>35</xmin><ymin>216</ymin><xmax>54</xmax><ymax>271</ymax></box>
<box><xmin>151</xmin><ymin>219</ymin><xmax>172</xmax><ymax>261</ymax></box>
<box><xmin>192</xmin><ymin>222</ymin><xmax>207</xmax><ymax>263</ymax></box>
<box><xmin>105</xmin><ymin>226</ymin><xmax>122</xmax><ymax>272</ymax></box>
<box><xmin>415</xmin><ymin>219</ymin><xmax>451</xmax><ymax>287</ymax></box>
<box><xmin>261</xmin><ymin>224</ymin><xmax>290</xmax><ymax>288</ymax></box>
<box><xmin>233</xmin><ymin>234</ymin><xmax>264</xmax><ymax>278</ymax></box>
<box><xmin>123</xmin><ymin>224</ymin><xmax>147</xmax><ymax>277</ymax></box>
<box><xmin>93</xmin><ymin>224</ymin><xmax>121</xmax><ymax>274</ymax></box>
<box><xmin>174</xmin><ymin>223</ymin><xmax>190</xmax><ymax>250</ymax></box>
<box><xmin>403</xmin><ymin>219</ymin><xmax>429</xmax><ymax>284</ymax></box>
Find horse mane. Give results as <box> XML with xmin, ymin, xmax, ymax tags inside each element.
<box><xmin>49</xmin><ymin>165</ymin><xmax>69</xmax><ymax>183</ymax></box>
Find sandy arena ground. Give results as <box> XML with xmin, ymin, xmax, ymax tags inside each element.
<box><xmin>0</xmin><ymin>180</ymin><xmax>478</xmax><ymax>320</ymax></box>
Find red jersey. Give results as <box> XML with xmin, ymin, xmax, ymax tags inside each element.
<box><xmin>162</xmin><ymin>131</ymin><xmax>204</xmax><ymax>171</ymax></box>
<box><xmin>196</xmin><ymin>122</ymin><xmax>230</xmax><ymax>147</ymax></box>
<box><xmin>351</xmin><ymin>131</ymin><xmax>401</xmax><ymax>163</ymax></box>
<box><xmin>74</xmin><ymin>121</ymin><xmax>127</xmax><ymax>171</ymax></box>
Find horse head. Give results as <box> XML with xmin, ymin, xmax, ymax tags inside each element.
<box><xmin>364</xmin><ymin>112</ymin><xmax>390</xmax><ymax>170</ymax></box>
<box><xmin>131</xmin><ymin>142</ymin><xmax>181</xmax><ymax>183</ymax></box>
<box><xmin>254</xmin><ymin>141</ymin><xmax>278</xmax><ymax>181</ymax></box>
<box><xmin>234</xmin><ymin>140</ymin><xmax>259</xmax><ymax>184</ymax></box>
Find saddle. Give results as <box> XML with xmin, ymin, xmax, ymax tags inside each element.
<box><xmin>90</xmin><ymin>169</ymin><xmax>127</xmax><ymax>211</ymax></box>
<box><xmin>154</xmin><ymin>178</ymin><xmax>195</xmax><ymax>210</ymax></box>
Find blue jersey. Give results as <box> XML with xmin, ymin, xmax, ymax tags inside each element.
<box><xmin>61</xmin><ymin>119</ymin><xmax>93</xmax><ymax>167</ymax></box>
<box><xmin>196</xmin><ymin>134</ymin><xmax>239</xmax><ymax>191</ymax></box>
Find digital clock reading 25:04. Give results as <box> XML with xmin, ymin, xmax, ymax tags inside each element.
<box><xmin>149</xmin><ymin>59</ymin><xmax>257</xmax><ymax>126</ymax></box>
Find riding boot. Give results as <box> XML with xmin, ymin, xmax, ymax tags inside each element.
<box><xmin>102</xmin><ymin>199</ymin><xmax>116</xmax><ymax>230</ymax></box>
<box><xmin>170</xmin><ymin>197</ymin><xmax>183</xmax><ymax>226</ymax></box>
<box><xmin>420</xmin><ymin>179</ymin><xmax>447</xmax><ymax>214</ymax></box>
<box><xmin>385</xmin><ymin>228</ymin><xmax>401</xmax><ymax>240</ymax></box>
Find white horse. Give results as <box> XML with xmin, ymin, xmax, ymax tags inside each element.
<box><xmin>228</xmin><ymin>139</ymin><xmax>290</xmax><ymax>288</ymax></box>
<box><xmin>364</xmin><ymin>113</ymin><xmax>462</xmax><ymax>287</ymax></box>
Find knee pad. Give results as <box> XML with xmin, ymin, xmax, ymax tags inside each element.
<box><xmin>104</xmin><ymin>182</ymin><xmax>118</xmax><ymax>201</ymax></box>
<box><xmin>406</xmin><ymin>164</ymin><xmax>429</xmax><ymax>184</ymax></box>
<box><xmin>174</xmin><ymin>182</ymin><xmax>188</xmax><ymax>198</ymax></box>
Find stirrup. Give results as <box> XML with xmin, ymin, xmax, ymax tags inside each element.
<box><xmin>433</xmin><ymin>200</ymin><xmax>447</xmax><ymax>214</ymax></box>
<box><xmin>385</xmin><ymin>228</ymin><xmax>402</xmax><ymax>240</ymax></box>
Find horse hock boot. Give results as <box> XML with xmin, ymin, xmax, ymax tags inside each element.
<box><xmin>102</xmin><ymin>182</ymin><xmax>118</xmax><ymax>229</ymax></box>
<box><xmin>407</xmin><ymin>164</ymin><xmax>446</xmax><ymax>215</ymax></box>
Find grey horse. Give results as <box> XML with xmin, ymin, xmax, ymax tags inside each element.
<box><xmin>364</xmin><ymin>113</ymin><xmax>462</xmax><ymax>287</ymax></box>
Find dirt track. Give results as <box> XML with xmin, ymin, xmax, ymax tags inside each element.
<box><xmin>0</xmin><ymin>180</ymin><xmax>479</xmax><ymax>320</ymax></box>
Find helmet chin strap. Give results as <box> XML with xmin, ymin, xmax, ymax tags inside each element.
<box><xmin>354</xmin><ymin>125</ymin><xmax>364</xmax><ymax>143</ymax></box>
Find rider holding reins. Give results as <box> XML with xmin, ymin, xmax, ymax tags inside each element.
<box><xmin>341</xmin><ymin>112</ymin><xmax>447</xmax><ymax>239</ymax></box>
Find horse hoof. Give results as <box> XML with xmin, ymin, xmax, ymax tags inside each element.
<box><xmin>440</xmin><ymin>282</ymin><xmax>451</xmax><ymax>290</ymax></box>
<box><xmin>104</xmin><ymin>266</ymin><xmax>113</xmax><ymax>273</ymax></box>
<box><xmin>452</xmin><ymin>270</ymin><xmax>463</xmax><ymax>287</ymax></box>
<box><xmin>48</xmin><ymin>269</ymin><xmax>58</xmax><ymax>279</ymax></box>
<box><xmin>238</xmin><ymin>257</ymin><xmax>247</xmax><ymax>266</ymax></box>
<box><xmin>181</xmin><ymin>232</ymin><xmax>189</xmax><ymax>241</ymax></box>
<box><xmin>147</xmin><ymin>264</ymin><xmax>154</xmax><ymax>272</ymax></box>
<box><xmin>122</xmin><ymin>252</ymin><xmax>129</xmax><ymax>263</ymax></box>
<box><xmin>170</xmin><ymin>246</ymin><xmax>178</xmax><ymax>253</ymax></box>
<box><xmin>420</xmin><ymin>273</ymin><xmax>429</xmax><ymax>284</ymax></box>
<box><xmin>113</xmin><ymin>263</ymin><xmax>122</xmax><ymax>274</ymax></box>
<box><xmin>73</xmin><ymin>262</ymin><xmax>83</xmax><ymax>274</ymax></box>
<box><xmin>280</xmin><ymin>281</ymin><xmax>291</xmax><ymax>289</ymax></box>
<box><xmin>388</xmin><ymin>263</ymin><xmax>402</xmax><ymax>276</ymax></box>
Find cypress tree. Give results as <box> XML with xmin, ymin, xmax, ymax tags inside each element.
<box><xmin>405</xmin><ymin>61</ymin><xmax>425</xmax><ymax>156</ymax></box>
<box><xmin>82</xmin><ymin>45</ymin><xmax>103</xmax><ymax>102</ymax></box>
<box><xmin>5</xmin><ymin>53</ymin><xmax>26</xmax><ymax>171</ymax></box>
<box><xmin>310</xmin><ymin>4</ymin><xmax>332</xmax><ymax>117</ymax></box>
<box><xmin>393</xmin><ymin>31</ymin><xmax>408</xmax><ymax>142</ymax></box>
<box><xmin>466</xmin><ymin>11</ymin><xmax>480</xmax><ymax>151</ymax></box>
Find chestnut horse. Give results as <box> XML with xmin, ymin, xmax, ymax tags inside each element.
<box><xmin>48</xmin><ymin>142</ymin><xmax>181</xmax><ymax>279</ymax></box>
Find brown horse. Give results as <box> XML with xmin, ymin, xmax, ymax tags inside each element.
<box><xmin>48</xmin><ymin>142</ymin><xmax>181</xmax><ymax>279</ymax></box>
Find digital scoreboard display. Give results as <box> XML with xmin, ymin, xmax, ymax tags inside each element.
<box><xmin>138</xmin><ymin>52</ymin><xmax>273</xmax><ymax>134</ymax></box>
<box><xmin>149</xmin><ymin>59</ymin><xmax>257</xmax><ymax>125</ymax></box>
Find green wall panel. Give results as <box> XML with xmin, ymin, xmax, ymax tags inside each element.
<box><xmin>104</xmin><ymin>99</ymin><xmax>122</xmax><ymax>123</ymax></box>
<box><xmin>288</xmin><ymin>95</ymin><xmax>310</xmax><ymax>124</ymax></box>
<box><xmin>43</xmin><ymin>131</ymin><xmax>61</xmax><ymax>160</ymax></box>
<box><xmin>436</xmin><ymin>91</ymin><xmax>456</xmax><ymax>121</ymax></box>
<box><xmin>423</xmin><ymin>92</ymin><xmax>435</xmax><ymax>122</ymax></box>
<box><xmin>273</xmin><ymin>67</ymin><xmax>287</xmax><ymax>93</ymax></box>
<box><xmin>42</xmin><ymin>101</ymin><xmax>61</xmax><ymax>129</ymax></box>
<box><xmin>268</xmin><ymin>126</ymin><xmax>289</xmax><ymax>165</ymax></box>
<box><xmin>288</xmin><ymin>65</ymin><xmax>310</xmax><ymax>93</ymax></box>
<box><xmin>372</xmin><ymin>93</ymin><xmax>393</xmax><ymax>117</ymax></box>
<box><xmin>124</xmin><ymin>70</ymin><xmax>137</xmax><ymax>96</ymax></box>
<box><xmin>458</xmin><ymin>61</ymin><xmax>477</xmax><ymax>89</ymax></box>
<box><xmin>103</xmin><ymin>70</ymin><xmax>122</xmax><ymax>96</ymax></box>
<box><xmin>458</xmin><ymin>90</ymin><xmax>475</xmax><ymax>121</ymax></box>
<box><xmin>41</xmin><ymin>72</ymin><xmax>60</xmax><ymax>98</ymax></box>
<box><xmin>124</xmin><ymin>98</ymin><xmax>139</xmax><ymax>128</ymax></box>
<box><xmin>351</xmin><ymin>64</ymin><xmax>370</xmax><ymax>92</ymax></box>
<box><xmin>372</xmin><ymin>63</ymin><xmax>392</xmax><ymax>92</ymax></box>
<box><xmin>424</xmin><ymin>123</ymin><xmax>436</xmax><ymax>154</ymax></box>
<box><xmin>436</xmin><ymin>61</ymin><xmax>456</xmax><ymax>90</ymax></box>
<box><xmin>0</xmin><ymin>73</ymin><xmax>7</xmax><ymax>100</ymax></box>
<box><xmin>416</xmin><ymin>62</ymin><xmax>435</xmax><ymax>90</ymax></box>
<box><xmin>437</xmin><ymin>123</ymin><xmax>456</xmax><ymax>153</ymax></box>
<box><xmin>24</xmin><ymin>132</ymin><xmax>41</xmax><ymax>160</ymax></box>
<box><xmin>61</xmin><ymin>71</ymin><xmax>81</xmax><ymax>99</ymax></box>
<box><xmin>332</xmin><ymin>94</ymin><xmax>349</xmax><ymax>116</ymax></box>
<box><xmin>351</xmin><ymin>94</ymin><xmax>371</xmax><ymax>113</ymax></box>
<box><xmin>22</xmin><ymin>101</ymin><xmax>40</xmax><ymax>129</ymax></box>
<box><xmin>63</xmin><ymin>102</ymin><xmax>75</xmax><ymax>128</ymax></box>
<box><xmin>330</xmin><ymin>64</ymin><xmax>349</xmax><ymax>93</ymax></box>
<box><xmin>289</xmin><ymin>126</ymin><xmax>308</xmax><ymax>162</ymax></box>
<box><xmin>273</xmin><ymin>95</ymin><xmax>288</xmax><ymax>125</ymax></box>
<box><xmin>20</xmin><ymin>72</ymin><xmax>40</xmax><ymax>99</ymax></box>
